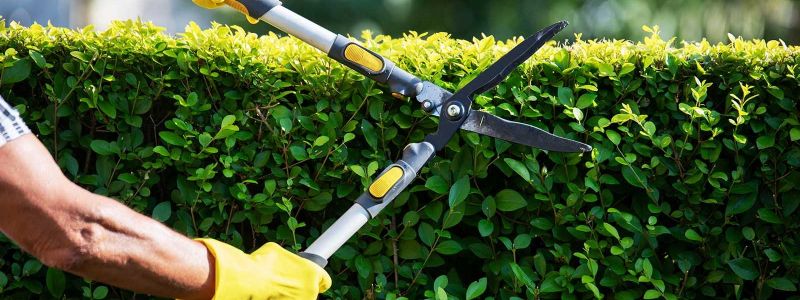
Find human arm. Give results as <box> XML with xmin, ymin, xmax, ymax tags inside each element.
<box><xmin>0</xmin><ymin>134</ymin><xmax>216</xmax><ymax>299</ymax></box>
<box><xmin>0</xmin><ymin>124</ymin><xmax>331</xmax><ymax>298</ymax></box>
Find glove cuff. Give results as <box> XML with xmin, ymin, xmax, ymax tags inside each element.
<box><xmin>195</xmin><ymin>238</ymin><xmax>263</xmax><ymax>299</ymax></box>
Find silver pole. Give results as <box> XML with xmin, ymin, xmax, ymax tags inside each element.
<box><xmin>303</xmin><ymin>204</ymin><xmax>370</xmax><ymax>260</ymax></box>
<box><xmin>259</xmin><ymin>6</ymin><xmax>337</xmax><ymax>53</ymax></box>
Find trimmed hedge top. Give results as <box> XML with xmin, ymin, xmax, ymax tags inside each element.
<box><xmin>0</xmin><ymin>20</ymin><xmax>799</xmax><ymax>299</ymax></box>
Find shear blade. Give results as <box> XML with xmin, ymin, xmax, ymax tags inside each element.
<box><xmin>460</xmin><ymin>111</ymin><xmax>592</xmax><ymax>153</ymax></box>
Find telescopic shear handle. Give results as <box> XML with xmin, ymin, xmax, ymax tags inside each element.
<box><xmin>300</xmin><ymin>142</ymin><xmax>436</xmax><ymax>267</ymax></box>
<box><xmin>222</xmin><ymin>0</ymin><xmax>423</xmax><ymax>98</ymax></box>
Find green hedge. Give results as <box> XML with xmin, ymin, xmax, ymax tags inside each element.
<box><xmin>0</xmin><ymin>20</ymin><xmax>799</xmax><ymax>299</ymax></box>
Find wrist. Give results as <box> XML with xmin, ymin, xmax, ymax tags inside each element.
<box><xmin>176</xmin><ymin>241</ymin><xmax>216</xmax><ymax>300</ymax></box>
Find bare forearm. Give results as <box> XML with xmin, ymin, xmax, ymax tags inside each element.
<box><xmin>0</xmin><ymin>135</ymin><xmax>214</xmax><ymax>299</ymax></box>
<box><xmin>56</xmin><ymin>188</ymin><xmax>215</xmax><ymax>299</ymax></box>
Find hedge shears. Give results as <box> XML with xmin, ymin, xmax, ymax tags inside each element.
<box><xmin>214</xmin><ymin>0</ymin><xmax>592</xmax><ymax>266</ymax></box>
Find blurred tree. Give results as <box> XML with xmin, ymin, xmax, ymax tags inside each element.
<box><xmin>2</xmin><ymin>0</ymin><xmax>798</xmax><ymax>43</ymax></box>
<box><xmin>217</xmin><ymin>0</ymin><xmax>798</xmax><ymax>43</ymax></box>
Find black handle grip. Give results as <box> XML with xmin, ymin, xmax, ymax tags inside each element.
<box><xmin>328</xmin><ymin>35</ymin><xmax>422</xmax><ymax>98</ymax></box>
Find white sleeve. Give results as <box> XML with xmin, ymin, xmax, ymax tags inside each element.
<box><xmin>0</xmin><ymin>95</ymin><xmax>31</xmax><ymax>149</ymax></box>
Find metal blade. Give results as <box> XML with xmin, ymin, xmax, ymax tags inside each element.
<box><xmin>461</xmin><ymin>111</ymin><xmax>592</xmax><ymax>152</ymax></box>
<box><xmin>458</xmin><ymin>21</ymin><xmax>568</xmax><ymax>97</ymax></box>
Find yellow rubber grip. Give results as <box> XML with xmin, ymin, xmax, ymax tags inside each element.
<box><xmin>344</xmin><ymin>44</ymin><xmax>384</xmax><ymax>73</ymax></box>
<box><xmin>368</xmin><ymin>166</ymin><xmax>404</xmax><ymax>199</ymax></box>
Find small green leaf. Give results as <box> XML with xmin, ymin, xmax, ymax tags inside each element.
<box><xmin>448</xmin><ymin>176</ymin><xmax>470</xmax><ymax>208</ymax></box>
<box><xmin>642</xmin><ymin>258</ymin><xmax>653</xmax><ymax>278</ymax></box>
<box><xmin>767</xmin><ymin>86</ymin><xmax>784</xmax><ymax>100</ymax></box>
<box><xmin>343</xmin><ymin>133</ymin><xmax>355</xmax><ymax>143</ymax></box>
<box><xmin>531</xmin><ymin>217</ymin><xmax>552</xmax><ymax>230</ymax></box>
<box><xmin>510</xmin><ymin>263</ymin><xmax>536</xmax><ymax>292</ymax></box>
<box><xmin>728</xmin><ymin>258</ymin><xmax>759</xmax><ymax>280</ymax></box>
<box><xmin>495</xmin><ymin>189</ymin><xmax>527</xmax><ymax>212</ymax></box>
<box><xmin>513</xmin><ymin>234</ymin><xmax>531</xmax><ymax>249</ymax></box>
<box><xmin>606</xmin><ymin>130</ymin><xmax>621</xmax><ymax>145</ymax></box>
<box><xmin>791</xmin><ymin>128</ymin><xmax>800</xmax><ymax>141</ymax></box>
<box><xmin>756</xmin><ymin>136</ymin><xmax>774</xmax><ymax>149</ymax></box>
<box><xmin>726</xmin><ymin>181</ymin><xmax>759</xmax><ymax>216</ymax></box>
<box><xmin>152</xmin><ymin>201</ymin><xmax>172</xmax><ymax>222</ymax></box>
<box><xmin>355</xmin><ymin>255</ymin><xmax>372</xmax><ymax>279</ymax></box>
<box><xmin>757</xmin><ymin>208</ymin><xmax>781</xmax><ymax>223</ymax></box>
<box><xmin>436</xmin><ymin>287</ymin><xmax>447</xmax><ymax>300</ymax></box>
<box><xmin>402</xmin><ymin>211</ymin><xmax>419</xmax><ymax>226</ymax></box>
<box><xmin>1</xmin><ymin>58</ymin><xmax>31</xmax><ymax>84</ymax></box>
<box><xmin>153</xmin><ymin>146</ymin><xmax>170</xmax><ymax>156</ymax></box>
<box><xmin>733</xmin><ymin>133</ymin><xmax>747</xmax><ymax>144</ymax></box>
<box><xmin>221</xmin><ymin>115</ymin><xmax>236</xmax><ymax>127</ymax></box>
<box><xmin>576</xmin><ymin>93</ymin><xmax>597</xmax><ymax>109</ymax></box>
<box><xmin>418</xmin><ymin>222</ymin><xmax>434</xmax><ymax>246</ymax></box>
<box><xmin>554</xmin><ymin>48</ymin><xmax>570</xmax><ymax>69</ymax></box>
<box><xmin>766</xmin><ymin>277</ymin><xmax>797</xmax><ymax>291</ymax></box>
<box><xmin>313</xmin><ymin>136</ymin><xmax>330</xmax><ymax>147</ymax></box>
<box><xmin>742</xmin><ymin>227</ymin><xmax>755</xmax><ymax>240</ymax></box>
<box><xmin>23</xmin><ymin>259</ymin><xmax>42</xmax><ymax>275</ymax></box>
<box><xmin>90</xmin><ymin>140</ymin><xmax>116</xmax><ymax>156</ymax></box>
<box><xmin>0</xmin><ymin>271</ymin><xmax>7</xmax><ymax>290</ymax></box>
<box><xmin>198</xmin><ymin>133</ymin><xmax>213</xmax><ymax>148</ymax></box>
<box><xmin>598</xmin><ymin>62</ymin><xmax>615</xmax><ymax>76</ymax></box>
<box><xmin>436</xmin><ymin>240</ymin><xmax>462</xmax><ymax>255</ymax></box>
<box><xmin>98</xmin><ymin>100</ymin><xmax>116</xmax><ymax>118</ymax></box>
<box><xmin>621</xmin><ymin>165</ymin><xmax>646</xmax><ymax>188</ymax></box>
<box><xmin>478</xmin><ymin>219</ymin><xmax>493</xmax><ymax>237</ymax></box>
<box><xmin>93</xmin><ymin>286</ymin><xmax>109</xmax><ymax>299</ymax></box>
<box><xmin>557</xmin><ymin>87</ymin><xmax>574</xmax><ymax>106</ymax></box>
<box><xmin>425</xmin><ymin>175</ymin><xmax>449</xmax><ymax>194</ymax></box>
<box><xmin>482</xmin><ymin>196</ymin><xmax>496</xmax><ymax>218</ymax></box>
<box><xmin>643</xmin><ymin>289</ymin><xmax>661</xmax><ymax>299</ymax></box>
<box><xmin>764</xmin><ymin>248</ymin><xmax>782</xmax><ymax>262</ymax></box>
<box><xmin>289</xmin><ymin>145</ymin><xmax>307</xmax><ymax>160</ymax></box>
<box><xmin>70</xmin><ymin>50</ymin><xmax>92</xmax><ymax>62</ymax></box>
<box><xmin>465</xmin><ymin>278</ymin><xmax>487</xmax><ymax>300</ymax></box>
<box><xmin>603</xmin><ymin>223</ymin><xmax>620</xmax><ymax>239</ymax></box>
<box><xmin>361</xmin><ymin>119</ymin><xmax>378</xmax><ymax>149</ymax></box>
<box><xmin>619</xmin><ymin>62</ymin><xmax>635</xmax><ymax>75</ymax></box>
<box><xmin>503</xmin><ymin>158</ymin><xmax>530</xmax><ymax>181</ymax></box>
<box><xmin>46</xmin><ymin>268</ymin><xmax>66</xmax><ymax>298</ymax></box>
<box><xmin>29</xmin><ymin>51</ymin><xmax>46</xmax><ymax>68</ymax></box>
<box><xmin>685</xmin><ymin>229</ymin><xmax>702</xmax><ymax>241</ymax></box>
<box><xmin>159</xmin><ymin>131</ymin><xmax>187</xmax><ymax>146</ymax></box>
<box><xmin>58</xmin><ymin>153</ymin><xmax>80</xmax><ymax>177</ymax></box>
<box><xmin>540</xmin><ymin>275</ymin><xmax>561</xmax><ymax>293</ymax></box>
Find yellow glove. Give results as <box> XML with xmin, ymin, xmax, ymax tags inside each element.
<box><xmin>196</xmin><ymin>239</ymin><xmax>332</xmax><ymax>300</ymax></box>
<box><xmin>192</xmin><ymin>0</ymin><xmax>260</xmax><ymax>24</ymax></box>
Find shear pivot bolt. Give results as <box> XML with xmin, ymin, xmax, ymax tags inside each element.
<box><xmin>446</xmin><ymin>103</ymin><xmax>463</xmax><ymax>120</ymax></box>
<box><xmin>422</xmin><ymin>100</ymin><xmax>434</xmax><ymax>112</ymax></box>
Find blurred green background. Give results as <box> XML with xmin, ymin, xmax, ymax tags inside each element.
<box><xmin>1</xmin><ymin>0</ymin><xmax>799</xmax><ymax>42</ymax></box>
<box><xmin>258</xmin><ymin>0</ymin><xmax>800</xmax><ymax>43</ymax></box>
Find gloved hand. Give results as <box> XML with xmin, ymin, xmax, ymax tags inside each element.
<box><xmin>191</xmin><ymin>0</ymin><xmax>260</xmax><ymax>24</ymax></box>
<box><xmin>196</xmin><ymin>239</ymin><xmax>332</xmax><ymax>300</ymax></box>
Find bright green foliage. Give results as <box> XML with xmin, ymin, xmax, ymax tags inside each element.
<box><xmin>1</xmin><ymin>20</ymin><xmax>799</xmax><ymax>299</ymax></box>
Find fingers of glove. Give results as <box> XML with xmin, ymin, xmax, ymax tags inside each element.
<box><xmin>192</xmin><ymin>0</ymin><xmax>225</xmax><ymax>9</ymax></box>
<box><xmin>254</xmin><ymin>243</ymin><xmax>332</xmax><ymax>292</ymax></box>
